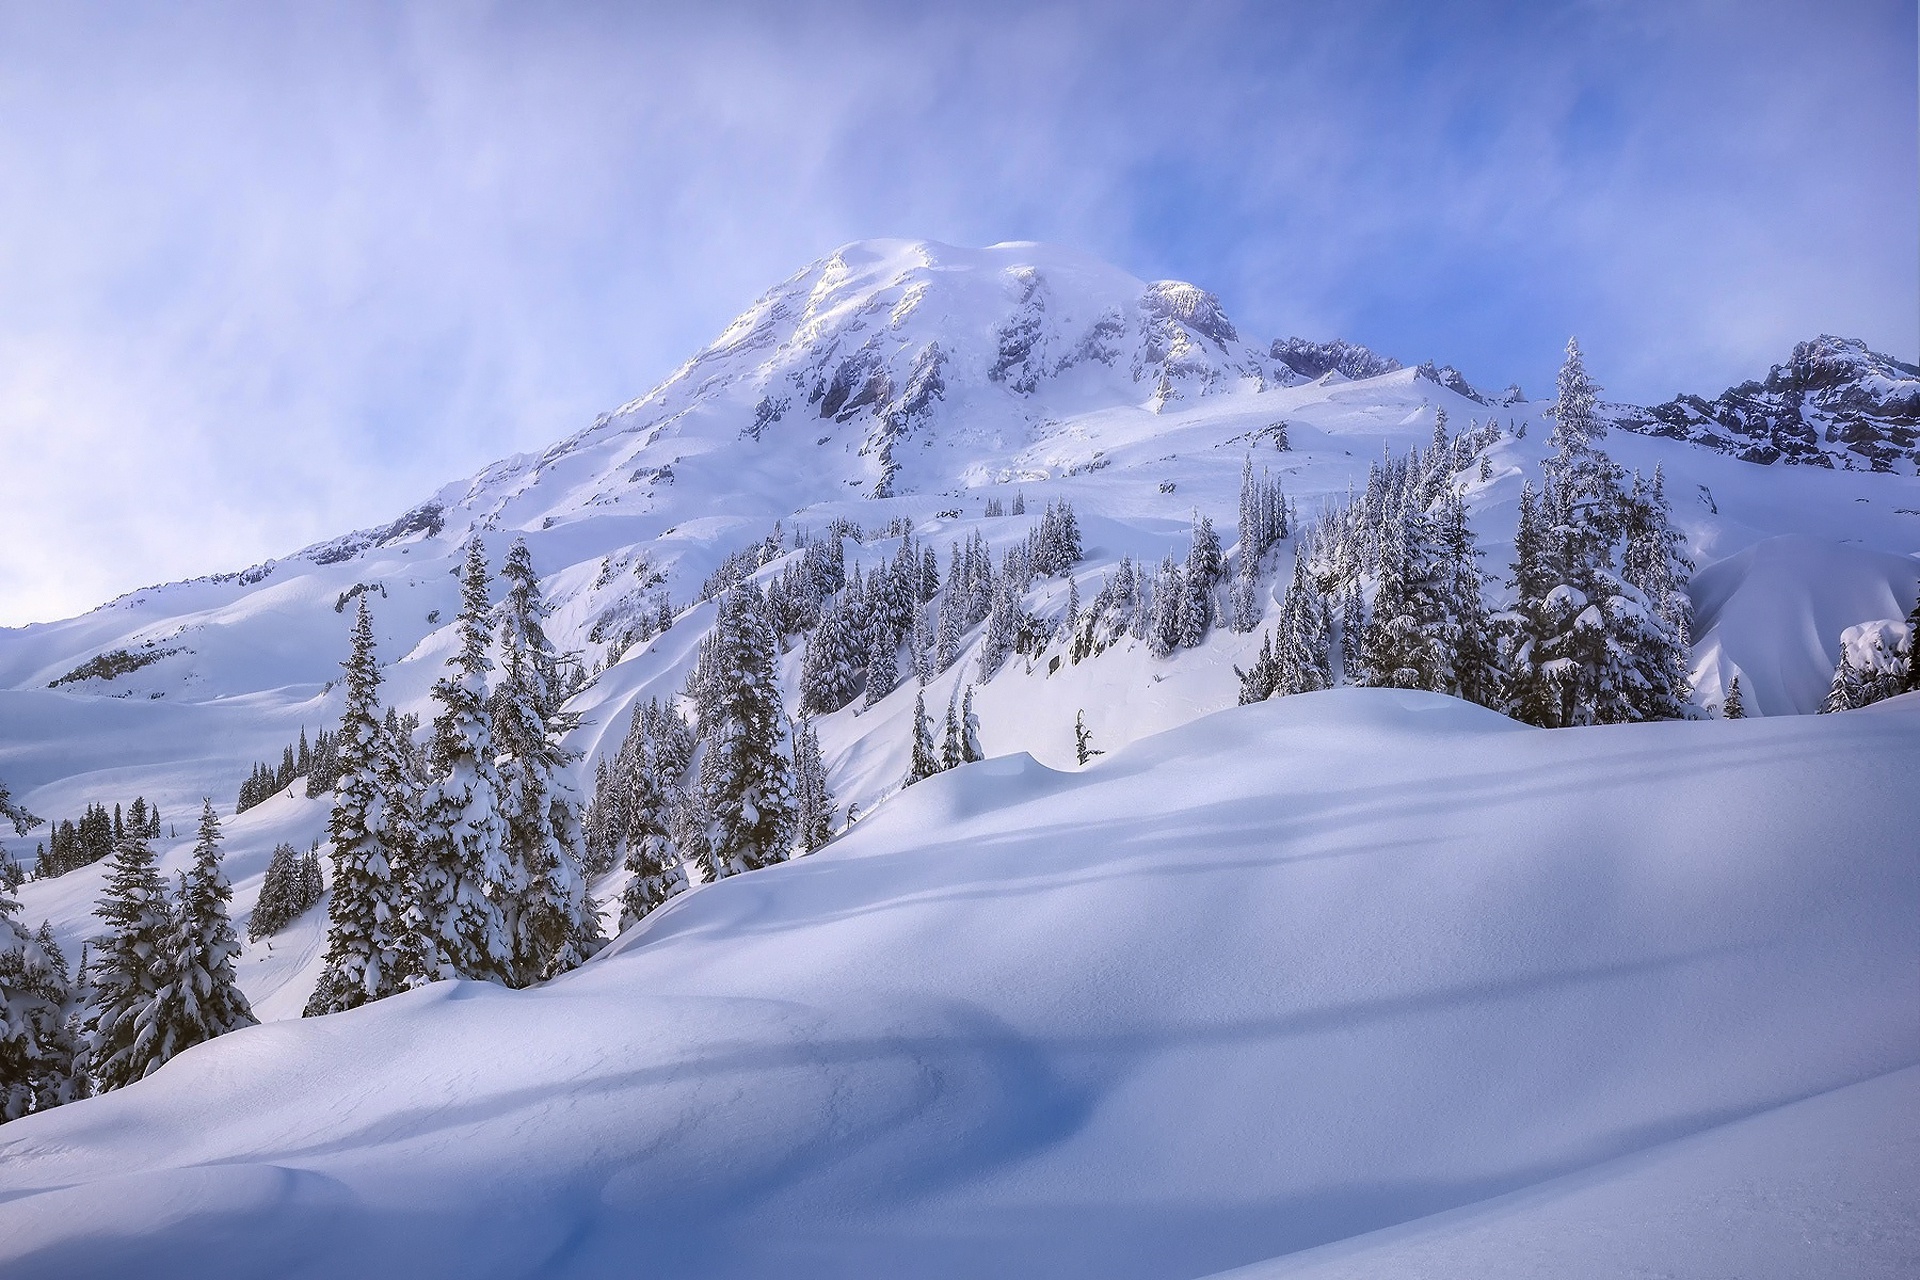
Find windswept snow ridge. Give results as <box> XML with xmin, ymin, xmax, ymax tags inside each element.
<box><xmin>1</xmin><ymin>691</ymin><xmax>1916</xmax><ymax>1278</ymax></box>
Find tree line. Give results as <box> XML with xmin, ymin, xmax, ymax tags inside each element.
<box><xmin>0</xmin><ymin>798</ymin><xmax>254</xmax><ymax>1121</ymax></box>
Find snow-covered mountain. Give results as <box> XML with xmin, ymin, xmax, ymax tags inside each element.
<box><xmin>1</xmin><ymin>238</ymin><xmax>1916</xmax><ymax>1277</ymax></box>
<box><xmin>1620</xmin><ymin>334</ymin><xmax>1920</xmax><ymax>471</ymax></box>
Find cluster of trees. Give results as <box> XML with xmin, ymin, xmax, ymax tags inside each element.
<box><xmin>1</xmin><ymin>798</ymin><xmax>253</xmax><ymax>1123</ymax></box>
<box><xmin>1237</xmin><ymin>341</ymin><xmax>1697</xmax><ymax>728</ymax></box>
<box><xmin>981</xmin><ymin>491</ymin><xmax>1027</xmax><ymax>518</ymax></box>
<box><xmin>32</xmin><ymin>797</ymin><xmax>163</xmax><ymax>881</ymax></box>
<box><xmin>305</xmin><ymin>536</ymin><xmax>601</xmax><ymax>1018</ymax></box>
<box><xmin>1821</xmin><ymin>601</ymin><xmax>1920</xmax><ymax>713</ymax></box>
<box><xmin>247</xmin><ymin>842</ymin><xmax>326</xmax><ymax>941</ymax></box>
<box><xmin>584</xmin><ymin>583</ymin><xmax>816</xmax><ymax>932</ymax></box>
<box><xmin>790</xmin><ymin>503</ymin><xmax>1084</xmax><ymax>719</ymax></box>
<box><xmin>234</xmin><ymin>728</ymin><xmax>343</xmax><ymax>814</ymax></box>
<box><xmin>585</xmin><ymin>505</ymin><xmax>1078</xmax><ymax>936</ymax></box>
<box><xmin>904</xmin><ymin>686</ymin><xmax>984</xmax><ymax>785</ymax></box>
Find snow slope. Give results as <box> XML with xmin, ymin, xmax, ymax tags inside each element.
<box><xmin>1</xmin><ymin>690</ymin><xmax>1915</xmax><ymax>1279</ymax></box>
<box><xmin>3</xmin><ymin>237</ymin><xmax>1916</xmax><ymax>1023</ymax></box>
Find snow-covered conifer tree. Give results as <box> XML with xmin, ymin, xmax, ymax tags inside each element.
<box><xmin>1236</xmin><ymin>630</ymin><xmax>1281</xmax><ymax>705</ymax></box>
<box><xmin>905</xmin><ymin>691</ymin><xmax>941</xmax><ymax>787</ymax></box>
<box><xmin>1723</xmin><ymin>674</ymin><xmax>1745</xmax><ymax>719</ymax></box>
<box><xmin>406</xmin><ymin>538</ymin><xmax>512</xmax><ymax>986</ymax></box>
<box><xmin>696</xmin><ymin>585</ymin><xmax>796</xmax><ymax>877</ymax></box>
<box><xmin>1276</xmin><ymin>552</ymin><xmax>1333</xmax><ymax>695</ymax></box>
<box><xmin>941</xmin><ymin>690</ymin><xmax>965</xmax><ymax>771</ymax></box>
<box><xmin>491</xmin><ymin>538</ymin><xmax>598</xmax><ymax>986</ymax></box>
<box><xmin>863</xmin><ymin>626</ymin><xmax>898</xmax><ymax>708</ymax></box>
<box><xmin>1073</xmin><ymin>711</ymin><xmax>1102</xmax><ymax>766</ymax></box>
<box><xmin>800</xmin><ymin>594</ymin><xmax>863</xmax><ymax>715</ymax></box>
<box><xmin>82</xmin><ymin>826</ymin><xmax>174</xmax><ymax>1091</ymax></box>
<box><xmin>0</xmin><ymin>884</ymin><xmax>76</xmax><ymax>1120</ymax></box>
<box><xmin>307</xmin><ymin>598</ymin><xmax>408</xmax><ymax>1014</ymax></box>
<box><xmin>1149</xmin><ymin>555</ymin><xmax>1183</xmax><ymax>658</ymax></box>
<box><xmin>149</xmin><ymin>802</ymin><xmax>256</xmax><ymax>1060</ymax></box>
<box><xmin>792</xmin><ymin>718</ymin><xmax>836</xmax><ymax>854</ymax></box>
<box><xmin>960</xmin><ymin>685</ymin><xmax>985</xmax><ymax>764</ymax></box>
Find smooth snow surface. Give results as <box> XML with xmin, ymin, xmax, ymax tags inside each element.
<box><xmin>3</xmin><ymin>690</ymin><xmax>1915</xmax><ymax>1279</ymax></box>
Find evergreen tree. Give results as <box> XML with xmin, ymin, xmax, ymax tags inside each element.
<box><xmin>249</xmin><ymin>842</ymin><xmax>305</xmax><ymax>941</ymax></box>
<box><xmin>307</xmin><ymin>599</ymin><xmax>407</xmax><ymax>1016</ymax></box>
<box><xmin>978</xmin><ymin>575</ymin><xmax>1018</xmax><ymax>681</ymax></box>
<box><xmin>1723</xmin><ymin>674</ymin><xmax>1746</xmax><ymax>719</ymax></box>
<box><xmin>800</xmin><ymin>595</ymin><xmax>863</xmax><ymax>715</ymax></box>
<box><xmin>959</xmin><ymin>685</ymin><xmax>985</xmax><ymax>764</ymax></box>
<box><xmin>613</xmin><ymin>706</ymin><xmax>691</xmax><ymax>930</ymax></box>
<box><xmin>491</xmin><ymin>538</ymin><xmax>598</xmax><ymax>986</ymax></box>
<box><xmin>1359</xmin><ymin>504</ymin><xmax>1448</xmax><ymax>692</ymax></box>
<box><xmin>1500</xmin><ymin>480</ymin><xmax>1557</xmax><ymax>725</ymax></box>
<box><xmin>941</xmin><ymin>690</ymin><xmax>965</xmax><ymax>771</ymax></box>
<box><xmin>82</xmin><ymin>825</ymin><xmax>174</xmax><ymax>1091</ymax></box>
<box><xmin>617</xmin><ymin>742</ymin><xmax>688</xmax><ymax>930</ymax></box>
<box><xmin>0</xmin><ymin>773</ymin><xmax>41</xmax><ymax>846</ymax></box>
<box><xmin>1431</xmin><ymin>489</ymin><xmax>1500</xmax><ymax>707</ymax></box>
<box><xmin>1073</xmin><ymin>711</ymin><xmax>1102</xmax><ymax>766</ymax></box>
<box><xmin>1908</xmin><ymin>594</ymin><xmax>1920</xmax><ymax>693</ymax></box>
<box><xmin>696</xmin><ymin>586</ymin><xmax>796</xmax><ymax>877</ymax></box>
<box><xmin>406</xmin><ymin>539</ymin><xmax>512</xmax><ymax>987</ymax></box>
<box><xmin>863</xmin><ymin>626</ymin><xmax>898</xmax><ymax>708</ymax></box>
<box><xmin>1148</xmin><ymin>555</ymin><xmax>1183</xmax><ymax>657</ymax></box>
<box><xmin>149</xmin><ymin>802</ymin><xmax>256</xmax><ymax>1062</ymax></box>
<box><xmin>791</xmin><ymin>718</ymin><xmax>836</xmax><ymax>854</ymax></box>
<box><xmin>1275</xmin><ymin>552</ymin><xmax>1333</xmax><ymax>696</ymax></box>
<box><xmin>905</xmin><ymin>692</ymin><xmax>941</xmax><ymax>786</ymax></box>
<box><xmin>0</xmin><ymin>884</ymin><xmax>76</xmax><ymax>1120</ymax></box>
<box><xmin>1236</xmin><ymin>630</ymin><xmax>1281</xmax><ymax>705</ymax></box>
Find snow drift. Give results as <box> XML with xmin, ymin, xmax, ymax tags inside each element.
<box><xmin>2</xmin><ymin>690</ymin><xmax>1914</xmax><ymax>1279</ymax></box>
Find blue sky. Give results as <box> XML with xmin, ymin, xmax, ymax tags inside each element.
<box><xmin>0</xmin><ymin>0</ymin><xmax>1913</xmax><ymax>625</ymax></box>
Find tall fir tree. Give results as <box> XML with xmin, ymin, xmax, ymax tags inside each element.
<box><xmin>1723</xmin><ymin>674</ymin><xmax>1746</xmax><ymax>719</ymax></box>
<box><xmin>863</xmin><ymin>626</ymin><xmax>898</xmax><ymax>708</ymax></box>
<box><xmin>941</xmin><ymin>690</ymin><xmax>965</xmax><ymax>770</ymax></box>
<box><xmin>1275</xmin><ymin>552</ymin><xmax>1333</xmax><ymax>696</ymax></box>
<box><xmin>799</xmin><ymin>594</ymin><xmax>863</xmax><ymax>715</ymax></box>
<box><xmin>696</xmin><ymin>585</ymin><xmax>797</xmax><ymax>877</ymax></box>
<box><xmin>82</xmin><ymin>825</ymin><xmax>174</xmax><ymax>1091</ymax></box>
<box><xmin>616</xmin><ymin>720</ymin><xmax>690</xmax><ymax>931</ymax></box>
<box><xmin>149</xmin><ymin>802</ymin><xmax>256</xmax><ymax>1062</ymax></box>
<box><xmin>406</xmin><ymin>538</ymin><xmax>512</xmax><ymax>987</ymax></box>
<box><xmin>791</xmin><ymin>718</ymin><xmax>836</xmax><ymax>854</ymax></box>
<box><xmin>1500</xmin><ymin>480</ymin><xmax>1557</xmax><ymax>726</ymax></box>
<box><xmin>307</xmin><ymin>598</ymin><xmax>409</xmax><ymax>1015</ymax></box>
<box><xmin>905</xmin><ymin>692</ymin><xmax>941</xmax><ymax>786</ymax></box>
<box><xmin>959</xmin><ymin>685</ymin><xmax>985</xmax><ymax>764</ymax></box>
<box><xmin>0</xmin><ymin>884</ymin><xmax>77</xmax><ymax>1120</ymax></box>
<box><xmin>492</xmin><ymin>538</ymin><xmax>599</xmax><ymax>986</ymax></box>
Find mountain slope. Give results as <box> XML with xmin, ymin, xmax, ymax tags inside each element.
<box><xmin>3</xmin><ymin>239</ymin><xmax>1917</xmax><ymax>1023</ymax></box>
<box><xmin>1</xmin><ymin>690</ymin><xmax>1915</xmax><ymax>1279</ymax></box>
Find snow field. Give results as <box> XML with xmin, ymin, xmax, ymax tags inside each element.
<box><xmin>1</xmin><ymin>688</ymin><xmax>1914</xmax><ymax>1278</ymax></box>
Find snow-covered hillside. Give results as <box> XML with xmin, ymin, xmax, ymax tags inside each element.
<box><xmin>1</xmin><ymin>238</ymin><xmax>1916</xmax><ymax>1274</ymax></box>
<box><xmin>2</xmin><ymin>691</ymin><xmax>1915</xmax><ymax>1278</ymax></box>
<box><xmin>3</xmin><ymin>238</ymin><xmax>1917</xmax><ymax>1016</ymax></box>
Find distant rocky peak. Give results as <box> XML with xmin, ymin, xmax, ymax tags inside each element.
<box><xmin>1140</xmin><ymin>281</ymin><xmax>1239</xmax><ymax>348</ymax></box>
<box><xmin>1414</xmin><ymin>360</ymin><xmax>1487</xmax><ymax>406</ymax></box>
<box><xmin>1622</xmin><ymin>335</ymin><xmax>1920</xmax><ymax>472</ymax></box>
<box><xmin>1269</xmin><ymin>336</ymin><xmax>1401</xmax><ymax>382</ymax></box>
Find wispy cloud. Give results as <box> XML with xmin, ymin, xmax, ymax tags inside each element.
<box><xmin>0</xmin><ymin>1</ymin><xmax>1911</xmax><ymax>624</ymax></box>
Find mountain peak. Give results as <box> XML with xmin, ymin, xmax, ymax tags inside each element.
<box><xmin>1623</xmin><ymin>335</ymin><xmax>1920</xmax><ymax>471</ymax></box>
